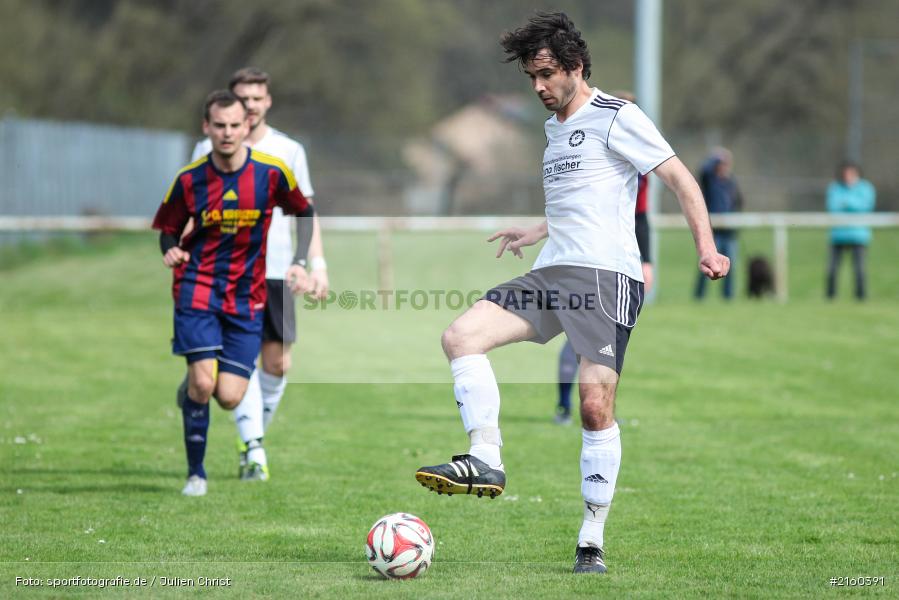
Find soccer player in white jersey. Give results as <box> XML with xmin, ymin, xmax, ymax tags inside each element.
<box><xmin>415</xmin><ymin>13</ymin><xmax>730</xmax><ymax>574</ymax></box>
<box><xmin>190</xmin><ymin>68</ymin><xmax>329</xmax><ymax>480</ymax></box>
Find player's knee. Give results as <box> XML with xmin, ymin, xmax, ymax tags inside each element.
<box><xmin>211</xmin><ymin>377</ymin><xmax>247</xmax><ymax>411</ymax></box>
<box><xmin>442</xmin><ymin>306</ymin><xmax>490</xmax><ymax>358</ymax></box>
<box><xmin>261</xmin><ymin>342</ymin><xmax>290</xmax><ymax>377</ymax></box>
<box><xmin>214</xmin><ymin>390</ymin><xmax>242</xmax><ymax>411</ymax></box>
<box><xmin>263</xmin><ymin>354</ymin><xmax>289</xmax><ymax>377</ymax></box>
<box><xmin>189</xmin><ymin>375</ymin><xmax>216</xmax><ymax>403</ymax></box>
<box><xmin>581</xmin><ymin>413</ymin><xmax>614</xmax><ymax>431</ymax></box>
<box><xmin>278</xmin><ymin>352</ymin><xmax>291</xmax><ymax>374</ymax></box>
<box><xmin>580</xmin><ymin>404</ymin><xmax>615</xmax><ymax>430</ymax></box>
<box><xmin>441</xmin><ymin>325</ymin><xmax>460</xmax><ymax>358</ymax></box>
<box><xmin>442</xmin><ymin>323</ymin><xmax>478</xmax><ymax>359</ymax></box>
<box><xmin>579</xmin><ymin>387</ymin><xmax>615</xmax><ymax>430</ymax></box>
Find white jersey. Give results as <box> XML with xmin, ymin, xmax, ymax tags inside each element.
<box><xmin>534</xmin><ymin>88</ymin><xmax>674</xmax><ymax>281</ymax></box>
<box><xmin>192</xmin><ymin>126</ymin><xmax>315</xmax><ymax>280</ymax></box>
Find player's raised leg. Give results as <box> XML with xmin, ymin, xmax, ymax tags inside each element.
<box><xmin>574</xmin><ymin>358</ymin><xmax>620</xmax><ymax>574</ymax></box>
<box><xmin>217</xmin><ymin>312</ymin><xmax>268</xmax><ymax>480</ymax></box>
<box><xmin>415</xmin><ymin>299</ymin><xmax>535</xmax><ymax>498</ymax></box>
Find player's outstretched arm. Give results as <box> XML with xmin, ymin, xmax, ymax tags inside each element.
<box><xmin>654</xmin><ymin>157</ymin><xmax>729</xmax><ymax>280</ymax></box>
<box><xmin>487</xmin><ymin>221</ymin><xmax>548</xmax><ymax>259</ymax></box>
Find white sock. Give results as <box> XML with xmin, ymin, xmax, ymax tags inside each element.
<box><xmin>234</xmin><ymin>369</ymin><xmax>264</xmax><ymax>443</ymax></box>
<box><xmin>450</xmin><ymin>354</ymin><xmax>502</xmax><ymax>468</ymax></box>
<box><xmin>259</xmin><ymin>369</ymin><xmax>287</xmax><ymax>431</ymax></box>
<box><xmin>246</xmin><ymin>438</ymin><xmax>267</xmax><ymax>467</ymax></box>
<box><xmin>578</xmin><ymin>423</ymin><xmax>621</xmax><ymax>549</ymax></box>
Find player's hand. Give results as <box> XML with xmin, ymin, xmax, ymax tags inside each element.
<box><xmin>641</xmin><ymin>262</ymin><xmax>655</xmax><ymax>294</ymax></box>
<box><xmin>488</xmin><ymin>226</ymin><xmax>542</xmax><ymax>259</ymax></box>
<box><xmin>699</xmin><ymin>252</ymin><xmax>730</xmax><ymax>280</ymax></box>
<box><xmin>163</xmin><ymin>247</ymin><xmax>190</xmax><ymax>268</ymax></box>
<box><xmin>286</xmin><ymin>264</ymin><xmax>313</xmax><ymax>296</ymax></box>
<box><xmin>307</xmin><ymin>267</ymin><xmax>329</xmax><ymax>300</ymax></box>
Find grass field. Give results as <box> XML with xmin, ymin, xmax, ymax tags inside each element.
<box><xmin>2</xmin><ymin>228</ymin><xmax>897</xmax><ymax>598</ymax></box>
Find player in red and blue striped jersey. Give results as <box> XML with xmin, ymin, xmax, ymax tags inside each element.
<box><xmin>152</xmin><ymin>90</ymin><xmax>313</xmax><ymax>496</ymax></box>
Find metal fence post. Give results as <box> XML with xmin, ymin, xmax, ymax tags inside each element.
<box><xmin>377</xmin><ymin>221</ymin><xmax>394</xmax><ymax>292</ymax></box>
<box><xmin>774</xmin><ymin>218</ymin><xmax>789</xmax><ymax>302</ymax></box>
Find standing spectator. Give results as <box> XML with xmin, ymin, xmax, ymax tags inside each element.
<box><xmin>695</xmin><ymin>147</ymin><xmax>742</xmax><ymax>300</ymax></box>
<box><xmin>826</xmin><ymin>161</ymin><xmax>875</xmax><ymax>300</ymax></box>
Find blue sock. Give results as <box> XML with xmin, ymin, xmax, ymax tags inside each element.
<box><xmin>558</xmin><ymin>340</ymin><xmax>578</xmax><ymax>413</ymax></box>
<box><xmin>558</xmin><ymin>381</ymin><xmax>573</xmax><ymax>413</ymax></box>
<box><xmin>182</xmin><ymin>395</ymin><xmax>209</xmax><ymax>479</ymax></box>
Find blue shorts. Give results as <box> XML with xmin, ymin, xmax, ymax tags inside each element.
<box><xmin>172</xmin><ymin>308</ymin><xmax>262</xmax><ymax>378</ymax></box>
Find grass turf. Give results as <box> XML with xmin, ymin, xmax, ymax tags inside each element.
<box><xmin>1</xmin><ymin>229</ymin><xmax>897</xmax><ymax>598</ymax></box>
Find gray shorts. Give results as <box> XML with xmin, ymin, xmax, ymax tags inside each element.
<box><xmin>262</xmin><ymin>279</ymin><xmax>296</xmax><ymax>345</ymax></box>
<box><xmin>485</xmin><ymin>266</ymin><xmax>643</xmax><ymax>373</ymax></box>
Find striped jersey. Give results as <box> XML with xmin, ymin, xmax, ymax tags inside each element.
<box><xmin>635</xmin><ymin>174</ymin><xmax>649</xmax><ymax>216</ymax></box>
<box><xmin>535</xmin><ymin>88</ymin><xmax>674</xmax><ymax>281</ymax></box>
<box><xmin>152</xmin><ymin>149</ymin><xmax>312</xmax><ymax>318</ymax></box>
<box><xmin>191</xmin><ymin>126</ymin><xmax>315</xmax><ymax>279</ymax></box>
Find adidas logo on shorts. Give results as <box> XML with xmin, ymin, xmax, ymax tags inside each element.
<box><xmin>599</xmin><ymin>344</ymin><xmax>614</xmax><ymax>357</ymax></box>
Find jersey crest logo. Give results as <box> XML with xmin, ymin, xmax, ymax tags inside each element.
<box><xmin>569</xmin><ymin>130</ymin><xmax>585</xmax><ymax>147</ymax></box>
<box><xmin>223</xmin><ymin>189</ymin><xmax>238</xmax><ymax>201</ymax></box>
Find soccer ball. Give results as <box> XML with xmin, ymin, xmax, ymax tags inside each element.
<box><xmin>365</xmin><ymin>512</ymin><xmax>434</xmax><ymax>579</ymax></box>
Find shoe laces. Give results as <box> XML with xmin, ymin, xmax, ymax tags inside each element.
<box><xmin>448</xmin><ymin>454</ymin><xmax>478</xmax><ymax>492</ymax></box>
<box><xmin>577</xmin><ymin>546</ymin><xmax>604</xmax><ymax>565</ymax></box>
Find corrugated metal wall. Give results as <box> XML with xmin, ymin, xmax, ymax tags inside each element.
<box><xmin>0</xmin><ymin>117</ymin><xmax>189</xmax><ymax>217</ymax></box>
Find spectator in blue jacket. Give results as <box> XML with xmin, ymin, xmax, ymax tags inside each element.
<box><xmin>695</xmin><ymin>148</ymin><xmax>742</xmax><ymax>300</ymax></box>
<box><xmin>826</xmin><ymin>161</ymin><xmax>876</xmax><ymax>300</ymax></box>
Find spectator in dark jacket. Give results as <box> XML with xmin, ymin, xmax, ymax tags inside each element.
<box><xmin>695</xmin><ymin>147</ymin><xmax>742</xmax><ymax>300</ymax></box>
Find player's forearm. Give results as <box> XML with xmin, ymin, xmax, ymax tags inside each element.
<box><xmin>677</xmin><ymin>187</ymin><xmax>717</xmax><ymax>256</ymax></box>
<box><xmin>656</xmin><ymin>158</ymin><xmax>716</xmax><ymax>255</ymax></box>
<box><xmin>308</xmin><ymin>214</ymin><xmax>325</xmax><ymax>260</ymax></box>
<box><xmin>293</xmin><ymin>213</ymin><xmax>315</xmax><ymax>267</ymax></box>
<box><xmin>534</xmin><ymin>220</ymin><xmax>549</xmax><ymax>240</ymax></box>
<box><xmin>159</xmin><ymin>232</ymin><xmax>179</xmax><ymax>255</ymax></box>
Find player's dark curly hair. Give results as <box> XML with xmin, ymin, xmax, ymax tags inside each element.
<box><xmin>203</xmin><ymin>89</ymin><xmax>247</xmax><ymax>121</ymax></box>
<box><xmin>500</xmin><ymin>12</ymin><xmax>591</xmax><ymax>79</ymax></box>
